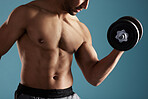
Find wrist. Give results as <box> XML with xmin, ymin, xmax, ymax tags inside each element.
<box><xmin>113</xmin><ymin>49</ymin><xmax>124</xmax><ymax>53</ymax></box>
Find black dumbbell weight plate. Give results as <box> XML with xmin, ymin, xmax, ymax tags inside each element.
<box><xmin>107</xmin><ymin>20</ymin><xmax>139</xmax><ymax>51</ymax></box>
<box><xmin>118</xmin><ymin>16</ymin><xmax>143</xmax><ymax>40</ymax></box>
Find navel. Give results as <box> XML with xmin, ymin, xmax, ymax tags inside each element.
<box><xmin>53</xmin><ymin>76</ymin><xmax>58</xmax><ymax>80</ymax></box>
<box><xmin>38</xmin><ymin>38</ymin><xmax>44</xmax><ymax>44</ymax></box>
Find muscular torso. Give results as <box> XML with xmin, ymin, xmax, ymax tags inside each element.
<box><xmin>17</xmin><ymin>3</ymin><xmax>86</xmax><ymax>89</ymax></box>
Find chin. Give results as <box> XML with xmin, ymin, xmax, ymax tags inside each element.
<box><xmin>68</xmin><ymin>10</ymin><xmax>78</xmax><ymax>16</ymax></box>
<box><xmin>70</xmin><ymin>12</ymin><xmax>77</xmax><ymax>16</ymax></box>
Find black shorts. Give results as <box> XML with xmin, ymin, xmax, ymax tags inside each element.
<box><xmin>15</xmin><ymin>83</ymin><xmax>80</xmax><ymax>99</ymax></box>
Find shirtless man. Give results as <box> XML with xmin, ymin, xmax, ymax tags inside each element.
<box><xmin>0</xmin><ymin>0</ymin><xmax>124</xmax><ymax>99</ymax></box>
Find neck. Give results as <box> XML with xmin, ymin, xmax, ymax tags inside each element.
<box><xmin>30</xmin><ymin>0</ymin><xmax>70</xmax><ymax>18</ymax></box>
<box><xmin>38</xmin><ymin>0</ymin><xmax>66</xmax><ymax>14</ymax></box>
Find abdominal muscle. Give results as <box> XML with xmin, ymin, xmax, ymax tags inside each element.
<box><xmin>17</xmin><ymin>34</ymin><xmax>74</xmax><ymax>90</ymax></box>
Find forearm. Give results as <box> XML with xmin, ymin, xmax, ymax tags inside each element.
<box><xmin>90</xmin><ymin>49</ymin><xmax>124</xmax><ymax>86</ymax></box>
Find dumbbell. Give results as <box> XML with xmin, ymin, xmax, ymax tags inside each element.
<box><xmin>107</xmin><ymin>16</ymin><xmax>143</xmax><ymax>51</ymax></box>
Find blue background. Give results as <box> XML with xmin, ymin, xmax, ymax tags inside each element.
<box><xmin>0</xmin><ymin>0</ymin><xmax>148</xmax><ymax>99</ymax></box>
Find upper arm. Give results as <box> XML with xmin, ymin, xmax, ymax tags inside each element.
<box><xmin>0</xmin><ymin>5</ymin><xmax>27</xmax><ymax>56</ymax></box>
<box><xmin>74</xmin><ymin>23</ymin><xmax>99</xmax><ymax>80</ymax></box>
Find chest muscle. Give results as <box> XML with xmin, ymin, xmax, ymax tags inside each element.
<box><xmin>26</xmin><ymin>14</ymin><xmax>83</xmax><ymax>53</ymax></box>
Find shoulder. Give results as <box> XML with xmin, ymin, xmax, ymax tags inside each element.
<box><xmin>7</xmin><ymin>3</ymin><xmax>44</xmax><ymax>25</ymax></box>
<box><xmin>7</xmin><ymin>5</ymin><xmax>31</xmax><ymax>22</ymax></box>
<box><xmin>78</xmin><ymin>21</ymin><xmax>92</xmax><ymax>45</ymax></box>
<box><xmin>9</xmin><ymin>5</ymin><xmax>29</xmax><ymax>17</ymax></box>
<box><xmin>5</xmin><ymin>5</ymin><xmax>29</xmax><ymax>28</ymax></box>
<box><xmin>70</xmin><ymin>15</ymin><xmax>92</xmax><ymax>45</ymax></box>
<box><xmin>10</xmin><ymin>2</ymin><xmax>44</xmax><ymax>19</ymax></box>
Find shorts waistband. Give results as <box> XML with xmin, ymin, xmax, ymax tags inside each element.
<box><xmin>16</xmin><ymin>83</ymin><xmax>74</xmax><ymax>98</ymax></box>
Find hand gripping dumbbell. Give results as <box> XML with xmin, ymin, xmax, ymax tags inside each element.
<box><xmin>107</xmin><ymin>16</ymin><xmax>143</xmax><ymax>51</ymax></box>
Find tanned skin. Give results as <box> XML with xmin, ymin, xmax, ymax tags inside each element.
<box><xmin>0</xmin><ymin>0</ymin><xmax>124</xmax><ymax>89</ymax></box>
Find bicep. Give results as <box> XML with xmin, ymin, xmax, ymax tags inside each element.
<box><xmin>75</xmin><ymin>22</ymin><xmax>98</xmax><ymax>68</ymax></box>
<box><xmin>75</xmin><ymin>42</ymin><xmax>99</xmax><ymax>74</ymax></box>
<box><xmin>0</xmin><ymin>6</ymin><xmax>26</xmax><ymax>56</ymax></box>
